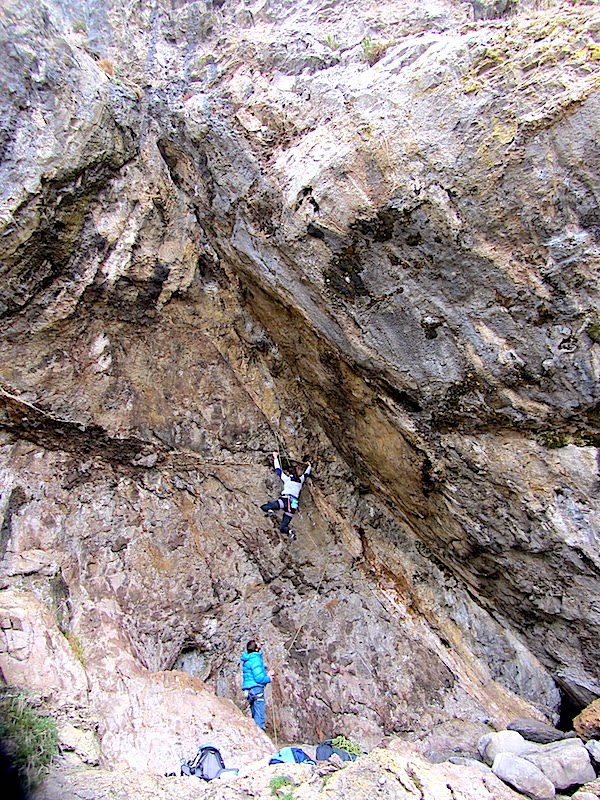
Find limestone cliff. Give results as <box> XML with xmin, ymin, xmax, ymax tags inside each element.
<box><xmin>0</xmin><ymin>0</ymin><xmax>599</xmax><ymax>790</ymax></box>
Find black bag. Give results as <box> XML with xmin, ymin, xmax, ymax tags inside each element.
<box><xmin>183</xmin><ymin>745</ymin><xmax>226</xmax><ymax>780</ymax></box>
<box><xmin>315</xmin><ymin>739</ymin><xmax>357</xmax><ymax>762</ymax></box>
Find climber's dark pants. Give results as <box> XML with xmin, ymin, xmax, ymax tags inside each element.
<box><xmin>260</xmin><ymin>498</ymin><xmax>295</xmax><ymax>534</ymax></box>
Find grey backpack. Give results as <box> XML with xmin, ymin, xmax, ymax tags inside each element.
<box><xmin>182</xmin><ymin>745</ymin><xmax>226</xmax><ymax>780</ymax></box>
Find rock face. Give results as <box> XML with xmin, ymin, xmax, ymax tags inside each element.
<box><xmin>0</xmin><ymin>0</ymin><xmax>599</xmax><ymax>783</ymax></box>
<box><xmin>0</xmin><ymin>588</ymin><xmax>274</xmax><ymax>773</ymax></box>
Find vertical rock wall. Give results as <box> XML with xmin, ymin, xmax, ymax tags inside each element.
<box><xmin>0</xmin><ymin>0</ymin><xmax>599</xmax><ymax>767</ymax></box>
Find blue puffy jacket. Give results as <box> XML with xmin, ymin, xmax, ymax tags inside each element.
<box><xmin>241</xmin><ymin>650</ymin><xmax>271</xmax><ymax>690</ymax></box>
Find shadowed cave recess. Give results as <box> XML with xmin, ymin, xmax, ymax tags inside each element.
<box><xmin>0</xmin><ymin>0</ymin><xmax>599</xmax><ymax>778</ymax></box>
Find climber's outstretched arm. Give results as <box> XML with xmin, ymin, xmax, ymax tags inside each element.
<box><xmin>272</xmin><ymin>451</ymin><xmax>283</xmax><ymax>478</ymax></box>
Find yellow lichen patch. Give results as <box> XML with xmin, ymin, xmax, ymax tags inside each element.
<box><xmin>143</xmin><ymin>542</ymin><xmax>174</xmax><ymax>574</ymax></box>
<box><xmin>492</xmin><ymin>118</ymin><xmax>518</xmax><ymax>145</ymax></box>
<box><xmin>462</xmin><ymin>77</ymin><xmax>483</xmax><ymax>93</ymax></box>
<box><xmin>460</xmin><ymin>4</ymin><xmax>600</xmax><ymax>101</ymax></box>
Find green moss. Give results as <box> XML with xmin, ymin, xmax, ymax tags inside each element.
<box><xmin>586</xmin><ymin>323</ymin><xmax>600</xmax><ymax>343</ymax></box>
<box><xmin>580</xmin><ymin>432</ymin><xmax>600</xmax><ymax>448</ymax></box>
<box><xmin>538</xmin><ymin>430</ymin><xmax>600</xmax><ymax>449</ymax></box>
<box><xmin>63</xmin><ymin>631</ymin><xmax>85</xmax><ymax>665</ymax></box>
<box><xmin>0</xmin><ymin>693</ymin><xmax>58</xmax><ymax>791</ymax></box>
<box><xmin>463</xmin><ymin>76</ymin><xmax>483</xmax><ymax>93</ymax></box>
<box><xmin>540</xmin><ymin>431</ymin><xmax>571</xmax><ymax>449</ymax></box>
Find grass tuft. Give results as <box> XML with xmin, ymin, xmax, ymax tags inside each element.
<box><xmin>270</xmin><ymin>773</ymin><xmax>295</xmax><ymax>795</ymax></box>
<box><xmin>97</xmin><ymin>58</ymin><xmax>114</xmax><ymax>77</ymax></box>
<box><xmin>0</xmin><ymin>692</ymin><xmax>58</xmax><ymax>791</ymax></box>
<box><xmin>361</xmin><ymin>37</ymin><xmax>391</xmax><ymax>65</ymax></box>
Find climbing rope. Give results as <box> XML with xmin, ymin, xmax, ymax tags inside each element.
<box><xmin>271</xmin><ymin>683</ymin><xmax>279</xmax><ymax>750</ymax></box>
<box><xmin>274</xmin><ymin>431</ymin><xmax>290</xmax><ymax>470</ymax></box>
<box><xmin>269</xmin><ymin>523</ymin><xmax>328</xmax><ymax>743</ymax></box>
<box><xmin>276</xmin><ymin>542</ymin><xmax>328</xmax><ymax>667</ymax></box>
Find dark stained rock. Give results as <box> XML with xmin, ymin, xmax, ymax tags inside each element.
<box><xmin>507</xmin><ymin>719</ymin><xmax>576</xmax><ymax>744</ymax></box>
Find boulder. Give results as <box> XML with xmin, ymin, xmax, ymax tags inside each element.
<box><xmin>479</xmin><ymin>730</ymin><xmax>540</xmax><ymax>765</ymax></box>
<box><xmin>57</xmin><ymin>723</ymin><xmax>101</xmax><ymax>766</ymax></box>
<box><xmin>507</xmin><ymin>719</ymin><xmax>574</xmax><ymax>744</ymax></box>
<box><xmin>570</xmin><ymin>780</ymin><xmax>600</xmax><ymax>800</ymax></box>
<box><xmin>492</xmin><ymin>752</ymin><xmax>556</xmax><ymax>800</ymax></box>
<box><xmin>570</xmin><ymin>793</ymin><xmax>600</xmax><ymax>800</ymax></box>
<box><xmin>575</xmin><ymin>701</ymin><xmax>600</xmax><ymax>741</ymax></box>
<box><xmin>523</xmin><ymin>739</ymin><xmax>596</xmax><ymax>791</ymax></box>
<box><xmin>585</xmin><ymin>740</ymin><xmax>600</xmax><ymax>767</ymax></box>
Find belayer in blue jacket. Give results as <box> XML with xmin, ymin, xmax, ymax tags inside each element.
<box><xmin>241</xmin><ymin>640</ymin><xmax>273</xmax><ymax>729</ymax></box>
<box><xmin>260</xmin><ymin>452</ymin><xmax>312</xmax><ymax>539</ymax></box>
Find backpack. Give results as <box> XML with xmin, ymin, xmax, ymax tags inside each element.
<box><xmin>182</xmin><ymin>745</ymin><xmax>227</xmax><ymax>781</ymax></box>
<box><xmin>269</xmin><ymin>746</ymin><xmax>316</xmax><ymax>765</ymax></box>
<box><xmin>315</xmin><ymin>739</ymin><xmax>358</xmax><ymax>762</ymax></box>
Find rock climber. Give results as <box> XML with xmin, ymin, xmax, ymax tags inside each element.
<box><xmin>240</xmin><ymin>639</ymin><xmax>273</xmax><ymax>730</ymax></box>
<box><xmin>260</xmin><ymin>451</ymin><xmax>311</xmax><ymax>540</ymax></box>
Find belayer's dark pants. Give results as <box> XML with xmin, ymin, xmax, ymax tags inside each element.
<box><xmin>261</xmin><ymin>499</ymin><xmax>294</xmax><ymax>534</ymax></box>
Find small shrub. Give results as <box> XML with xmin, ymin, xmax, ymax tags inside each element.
<box><xmin>0</xmin><ymin>693</ymin><xmax>58</xmax><ymax>791</ymax></box>
<box><xmin>72</xmin><ymin>19</ymin><xmax>86</xmax><ymax>33</ymax></box>
<box><xmin>324</xmin><ymin>34</ymin><xmax>339</xmax><ymax>50</ymax></box>
<box><xmin>270</xmin><ymin>773</ymin><xmax>294</xmax><ymax>794</ymax></box>
<box><xmin>361</xmin><ymin>37</ymin><xmax>390</xmax><ymax>65</ymax></box>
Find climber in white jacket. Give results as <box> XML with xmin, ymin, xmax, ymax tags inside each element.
<box><xmin>260</xmin><ymin>452</ymin><xmax>311</xmax><ymax>539</ymax></box>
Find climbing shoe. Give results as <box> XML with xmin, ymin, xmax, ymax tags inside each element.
<box><xmin>288</xmin><ymin>530</ymin><xmax>296</xmax><ymax>541</ymax></box>
<box><xmin>265</xmin><ymin>510</ymin><xmax>275</xmax><ymax>518</ymax></box>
